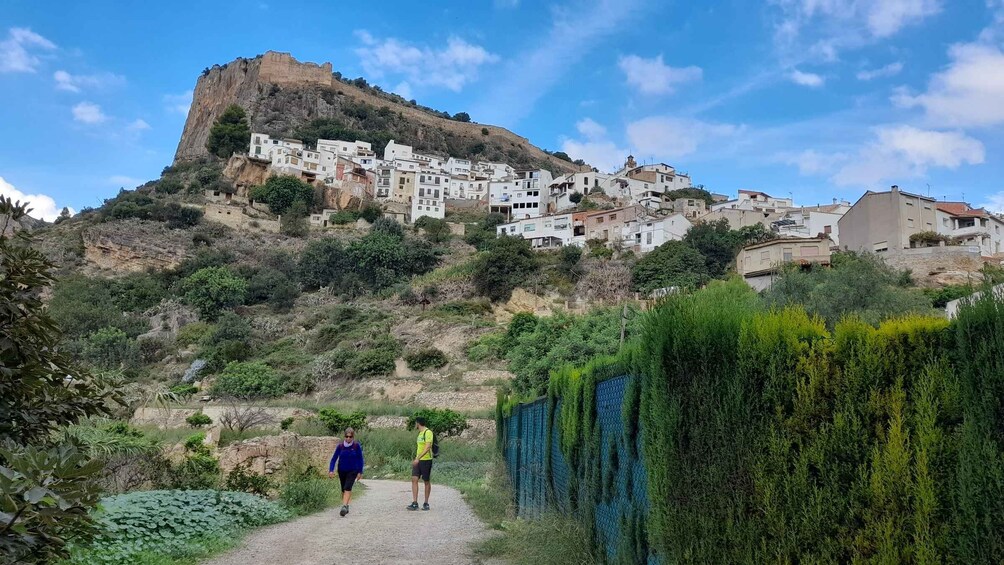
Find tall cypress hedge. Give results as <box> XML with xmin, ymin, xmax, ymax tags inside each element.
<box><xmin>499</xmin><ymin>279</ymin><xmax>1004</xmax><ymax>563</ymax></box>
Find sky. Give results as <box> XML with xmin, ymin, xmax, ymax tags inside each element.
<box><xmin>3</xmin><ymin>0</ymin><xmax>1004</xmax><ymax>220</ymax></box>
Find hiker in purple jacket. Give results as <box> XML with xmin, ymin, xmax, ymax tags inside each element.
<box><xmin>328</xmin><ymin>427</ymin><xmax>364</xmax><ymax>517</ymax></box>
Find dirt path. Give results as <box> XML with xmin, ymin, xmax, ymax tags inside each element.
<box><xmin>201</xmin><ymin>479</ymin><xmax>492</xmax><ymax>565</ymax></box>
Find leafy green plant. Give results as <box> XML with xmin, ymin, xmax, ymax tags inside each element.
<box><xmin>249</xmin><ymin>175</ymin><xmax>315</xmax><ymax>217</ymax></box>
<box><xmin>405</xmin><ymin>348</ymin><xmax>449</xmax><ymax>371</ymax></box>
<box><xmin>0</xmin><ymin>197</ymin><xmax>117</xmax><ymax>563</ymax></box>
<box><xmin>179</xmin><ymin>266</ymin><xmax>248</xmax><ymax>321</ymax></box>
<box><xmin>225</xmin><ymin>462</ymin><xmax>272</xmax><ymax>497</ymax></box>
<box><xmin>211</xmin><ymin>361</ymin><xmax>285</xmax><ymax>399</ymax></box>
<box><xmin>280</xmin><ymin>417</ymin><xmax>295</xmax><ymax>431</ymax></box>
<box><xmin>65</xmin><ymin>490</ymin><xmax>289</xmax><ymax>564</ymax></box>
<box><xmin>206</xmin><ymin>104</ymin><xmax>251</xmax><ymax>158</ymax></box>
<box><xmin>316</xmin><ymin>408</ymin><xmax>367</xmax><ymax>434</ymax></box>
<box><xmin>186</xmin><ymin>412</ymin><xmax>212</xmax><ymax>428</ymax></box>
<box><xmin>407</xmin><ymin>408</ymin><xmax>470</xmax><ymax>438</ymax></box>
<box><xmin>473</xmin><ymin>235</ymin><xmax>540</xmax><ymax>302</ymax></box>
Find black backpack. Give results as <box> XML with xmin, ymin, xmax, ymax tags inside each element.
<box><xmin>424</xmin><ymin>429</ymin><xmax>440</xmax><ymax>458</ymax></box>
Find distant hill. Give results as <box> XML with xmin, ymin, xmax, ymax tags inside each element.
<box><xmin>174</xmin><ymin>51</ymin><xmax>583</xmax><ymax>175</ymax></box>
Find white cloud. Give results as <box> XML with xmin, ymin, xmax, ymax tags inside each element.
<box><xmin>561</xmin><ymin>139</ymin><xmax>629</xmax><ymax>173</ymax></box>
<box><xmin>108</xmin><ymin>175</ymin><xmax>142</xmax><ymax>188</ymax></box>
<box><xmin>771</xmin><ymin>0</ymin><xmax>942</xmax><ymax>61</ymax></box>
<box><xmin>893</xmin><ymin>43</ymin><xmax>1004</xmax><ymax>127</ymax></box>
<box><xmin>626</xmin><ymin>116</ymin><xmax>741</xmax><ymax>159</ymax></box>
<box><xmin>127</xmin><ymin>119</ymin><xmax>150</xmax><ymax>131</ymax></box>
<box><xmin>355</xmin><ymin>31</ymin><xmax>499</xmax><ymax>92</ymax></box>
<box><xmin>72</xmin><ymin>101</ymin><xmax>106</xmax><ymax>124</ymax></box>
<box><xmin>494</xmin><ymin>0</ymin><xmax>520</xmax><ymax>7</ymax></box>
<box><xmin>834</xmin><ymin>125</ymin><xmax>984</xmax><ymax>186</ymax></box>
<box><xmin>164</xmin><ymin>90</ymin><xmax>193</xmax><ymax>116</ymax></box>
<box><xmin>394</xmin><ymin>81</ymin><xmax>412</xmax><ymax>101</ymax></box>
<box><xmin>53</xmin><ymin>69</ymin><xmax>125</xmax><ymax>92</ymax></box>
<box><xmin>618</xmin><ymin>54</ymin><xmax>702</xmax><ymax>95</ymax></box>
<box><xmin>979</xmin><ymin>191</ymin><xmax>1004</xmax><ymax>214</ymax></box>
<box><xmin>857</xmin><ymin>61</ymin><xmax>904</xmax><ymax>80</ymax></box>
<box><xmin>0</xmin><ymin>176</ymin><xmax>68</xmax><ymax>221</ymax></box>
<box><xmin>471</xmin><ymin>0</ymin><xmax>647</xmax><ymax>126</ymax></box>
<box><xmin>576</xmin><ymin>118</ymin><xmax>607</xmax><ymax>140</ymax></box>
<box><xmin>789</xmin><ymin>69</ymin><xmax>824</xmax><ymax>87</ymax></box>
<box><xmin>779</xmin><ymin>149</ymin><xmax>850</xmax><ymax>175</ymax></box>
<box><xmin>867</xmin><ymin>0</ymin><xmax>942</xmax><ymax>37</ymax></box>
<box><xmin>0</xmin><ymin>27</ymin><xmax>56</xmax><ymax>73</ymax></box>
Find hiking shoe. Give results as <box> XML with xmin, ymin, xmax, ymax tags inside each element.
<box><xmin>339</xmin><ymin>505</ymin><xmax>348</xmax><ymax>517</ymax></box>
<box><xmin>422</xmin><ymin>503</ymin><xmax>430</xmax><ymax>511</ymax></box>
<box><xmin>407</xmin><ymin>502</ymin><xmax>419</xmax><ymax>511</ymax></box>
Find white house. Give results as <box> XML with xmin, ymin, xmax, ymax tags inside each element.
<box><xmin>489</xmin><ymin>169</ymin><xmax>552</xmax><ymax>221</ymax></box>
<box><xmin>936</xmin><ymin>201</ymin><xmax>1004</xmax><ymax>257</ymax></box>
<box><xmin>771</xmin><ymin>203</ymin><xmax>848</xmax><ymax>246</ymax></box>
<box><xmin>383</xmin><ymin>140</ymin><xmax>414</xmax><ymax>162</ymax></box>
<box><xmin>713</xmin><ymin>190</ymin><xmax>795</xmax><ymax>213</ymax></box>
<box><xmin>446</xmin><ymin>157</ymin><xmax>472</xmax><ymax>178</ymax></box>
<box><xmin>495</xmin><ymin>213</ymin><xmax>578</xmax><ymax>248</ymax></box>
<box><xmin>412</xmin><ymin>169</ymin><xmax>447</xmax><ymax>221</ymax></box>
<box><xmin>623</xmin><ymin>213</ymin><xmax>693</xmax><ymax>253</ymax></box>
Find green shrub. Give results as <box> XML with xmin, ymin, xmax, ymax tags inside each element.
<box><xmin>176</xmin><ymin>322</ymin><xmax>212</xmax><ymax>346</ymax></box>
<box><xmin>211</xmin><ymin>361</ymin><xmax>285</xmax><ymax>399</ymax></box>
<box><xmin>250</xmin><ymin>175</ymin><xmax>315</xmax><ymax>217</ymax></box>
<box><xmin>179</xmin><ymin>266</ymin><xmax>248</xmax><ymax>321</ymax></box>
<box><xmin>466</xmin><ymin>332</ymin><xmax>507</xmax><ymax>362</ymax></box>
<box><xmin>415</xmin><ymin>216</ymin><xmax>452</xmax><ymax>243</ymax></box>
<box><xmin>349</xmin><ymin>347</ymin><xmax>397</xmax><ymax>377</ymax></box>
<box><xmin>225</xmin><ymin>462</ymin><xmax>272</xmax><ymax>497</ymax></box>
<box><xmin>435</xmin><ymin>299</ymin><xmax>493</xmax><ymax>317</ymax></box>
<box><xmin>205</xmin><ymin>311</ymin><xmax>252</xmax><ymax>346</ymax></box>
<box><xmin>631</xmin><ymin>240</ymin><xmax>709</xmax><ymax>293</ymax></box>
<box><xmin>329</xmin><ymin>210</ymin><xmax>359</xmax><ymax>225</ymax></box>
<box><xmin>170</xmin><ymin>383</ymin><xmax>199</xmax><ymax>397</ymax></box>
<box><xmin>207</xmin><ymin>104</ymin><xmax>251</xmax><ymax>158</ymax></box>
<box><xmin>186</xmin><ymin>412</ymin><xmax>212</xmax><ymax>428</ymax></box>
<box><xmin>65</xmin><ymin>490</ymin><xmax>289</xmax><ymax>564</ymax></box>
<box><xmin>280</xmin><ymin>417</ymin><xmax>294</xmax><ymax>431</ymax></box>
<box><xmin>170</xmin><ymin>454</ymin><xmax>220</xmax><ymax>490</ymax></box>
<box><xmin>316</xmin><ymin>408</ymin><xmax>367</xmax><ymax>434</ymax></box>
<box><xmin>359</xmin><ymin>202</ymin><xmax>383</xmax><ymax>223</ymax></box>
<box><xmin>407</xmin><ymin>408</ymin><xmax>469</xmax><ymax>438</ymax></box>
<box><xmin>81</xmin><ymin>327</ymin><xmax>139</xmax><ymax>370</ymax></box>
<box><xmin>405</xmin><ymin>348</ymin><xmax>449</xmax><ymax>371</ymax></box>
<box><xmin>473</xmin><ymin>235</ymin><xmax>540</xmax><ymax>302</ymax></box>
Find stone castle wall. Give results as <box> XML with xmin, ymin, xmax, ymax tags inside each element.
<box><xmin>258</xmin><ymin>51</ymin><xmax>333</xmax><ymax>87</ymax></box>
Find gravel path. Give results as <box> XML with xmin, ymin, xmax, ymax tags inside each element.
<box><xmin>201</xmin><ymin>479</ymin><xmax>492</xmax><ymax>565</ymax></box>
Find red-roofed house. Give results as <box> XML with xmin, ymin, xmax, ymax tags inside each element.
<box><xmin>935</xmin><ymin>201</ymin><xmax>1004</xmax><ymax>257</ymax></box>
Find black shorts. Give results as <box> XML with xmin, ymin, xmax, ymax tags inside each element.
<box><xmin>412</xmin><ymin>459</ymin><xmax>433</xmax><ymax>481</ymax></box>
<box><xmin>338</xmin><ymin>470</ymin><xmax>358</xmax><ymax>492</ymax></box>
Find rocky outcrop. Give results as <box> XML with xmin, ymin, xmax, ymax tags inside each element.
<box><xmin>174</xmin><ymin>51</ymin><xmax>582</xmax><ymax>174</ymax></box>
<box><xmin>82</xmin><ymin>220</ymin><xmax>190</xmax><ymax>273</ymax></box>
<box><xmin>222</xmin><ymin>154</ymin><xmax>270</xmax><ymax>192</ymax></box>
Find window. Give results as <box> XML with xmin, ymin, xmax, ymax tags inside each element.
<box><xmin>824</xmin><ymin>225</ymin><xmax>832</xmax><ymax>234</ymax></box>
<box><xmin>906</xmin><ymin>201</ymin><xmax>914</xmax><ymax>206</ymax></box>
<box><xmin>597</xmin><ymin>217</ymin><xmax>604</xmax><ymax>224</ymax></box>
<box><xmin>873</xmin><ymin>241</ymin><xmax>888</xmax><ymax>252</ymax></box>
<box><xmin>609</xmin><ymin>214</ymin><xmax>617</xmax><ymax>221</ymax></box>
<box><xmin>907</xmin><ymin>218</ymin><xmax>915</xmax><ymax>228</ymax></box>
<box><xmin>783</xmin><ymin>248</ymin><xmax>793</xmax><ymax>261</ymax></box>
<box><xmin>584</xmin><ymin>177</ymin><xmax>589</xmax><ymax>185</ymax></box>
<box><xmin>801</xmin><ymin>246</ymin><xmax>819</xmax><ymax>257</ymax></box>
<box><xmin>760</xmin><ymin>250</ymin><xmax>770</xmax><ymax>261</ymax></box>
<box><xmin>646</xmin><ymin>232</ymin><xmax>653</xmax><ymax>245</ymax></box>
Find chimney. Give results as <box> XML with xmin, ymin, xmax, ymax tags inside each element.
<box><xmin>832</xmin><ymin>197</ymin><xmax>837</xmax><ymax>204</ymax></box>
<box><xmin>891</xmin><ymin>185</ymin><xmax>899</xmax><ymax>192</ymax></box>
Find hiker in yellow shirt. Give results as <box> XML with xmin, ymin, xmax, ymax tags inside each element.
<box><xmin>407</xmin><ymin>417</ymin><xmax>434</xmax><ymax>511</ymax></box>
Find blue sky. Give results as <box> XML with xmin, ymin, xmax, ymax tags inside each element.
<box><xmin>3</xmin><ymin>0</ymin><xmax>1004</xmax><ymax>220</ymax></box>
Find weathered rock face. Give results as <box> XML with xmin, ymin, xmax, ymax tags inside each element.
<box><xmin>81</xmin><ymin>220</ymin><xmax>190</xmax><ymax>273</ymax></box>
<box><xmin>222</xmin><ymin>154</ymin><xmax>271</xmax><ymax>192</ymax></box>
<box><xmin>174</xmin><ymin>51</ymin><xmax>581</xmax><ymax>174</ymax></box>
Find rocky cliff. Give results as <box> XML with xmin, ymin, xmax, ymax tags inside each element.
<box><xmin>174</xmin><ymin>51</ymin><xmax>581</xmax><ymax>174</ymax></box>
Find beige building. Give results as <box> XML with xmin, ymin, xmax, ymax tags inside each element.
<box><xmin>838</xmin><ymin>185</ymin><xmax>937</xmax><ymax>254</ymax></box>
<box><xmin>737</xmin><ymin>237</ymin><xmax>832</xmax><ymax>290</ymax></box>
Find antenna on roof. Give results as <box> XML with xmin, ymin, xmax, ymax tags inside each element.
<box><xmin>926</xmin><ymin>183</ymin><xmax>931</xmax><ymax>197</ymax></box>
